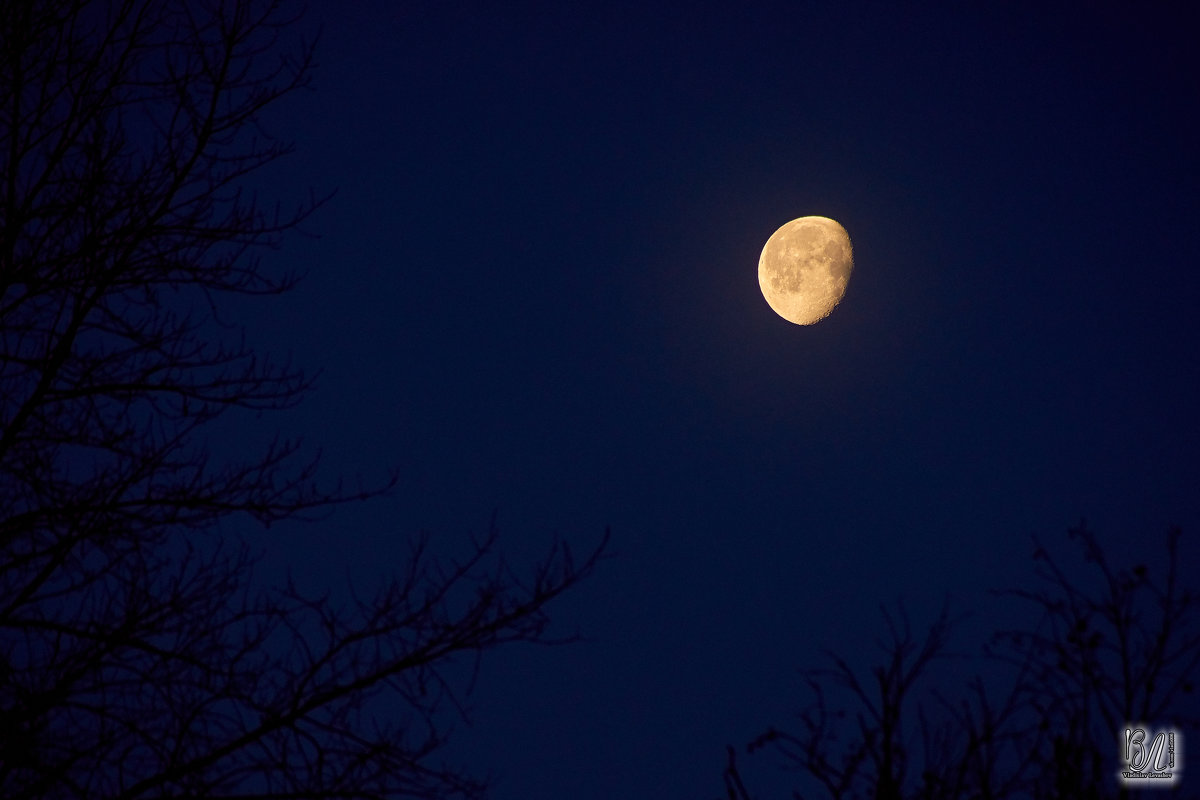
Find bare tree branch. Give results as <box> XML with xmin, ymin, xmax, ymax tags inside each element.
<box><xmin>721</xmin><ymin>523</ymin><xmax>1198</xmax><ymax>800</ymax></box>
<box><xmin>0</xmin><ymin>3</ymin><xmax>610</xmax><ymax>798</ymax></box>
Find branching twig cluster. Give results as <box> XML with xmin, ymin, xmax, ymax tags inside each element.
<box><xmin>720</xmin><ymin>523</ymin><xmax>1198</xmax><ymax>800</ymax></box>
<box><xmin>0</xmin><ymin>3</ymin><xmax>609</xmax><ymax>798</ymax></box>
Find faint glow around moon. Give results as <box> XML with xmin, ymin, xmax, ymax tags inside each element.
<box><xmin>758</xmin><ymin>216</ymin><xmax>853</xmax><ymax>325</ymax></box>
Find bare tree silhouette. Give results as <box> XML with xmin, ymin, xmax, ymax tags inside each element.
<box><xmin>990</xmin><ymin>522</ymin><xmax>1198</xmax><ymax>799</ymax></box>
<box><xmin>719</xmin><ymin>523</ymin><xmax>1198</xmax><ymax>800</ymax></box>
<box><xmin>0</xmin><ymin>2</ymin><xmax>607</xmax><ymax>798</ymax></box>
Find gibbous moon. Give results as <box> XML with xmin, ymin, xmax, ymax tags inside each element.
<box><xmin>758</xmin><ymin>216</ymin><xmax>853</xmax><ymax>325</ymax></box>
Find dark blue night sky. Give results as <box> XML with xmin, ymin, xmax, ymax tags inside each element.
<box><xmin>237</xmin><ymin>3</ymin><xmax>1199</xmax><ymax>797</ymax></box>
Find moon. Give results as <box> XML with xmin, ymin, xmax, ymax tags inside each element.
<box><xmin>758</xmin><ymin>216</ymin><xmax>853</xmax><ymax>325</ymax></box>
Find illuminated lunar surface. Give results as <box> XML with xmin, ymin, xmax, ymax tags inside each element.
<box><xmin>758</xmin><ymin>216</ymin><xmax>853</xmax><ymax>325</ymax></box>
